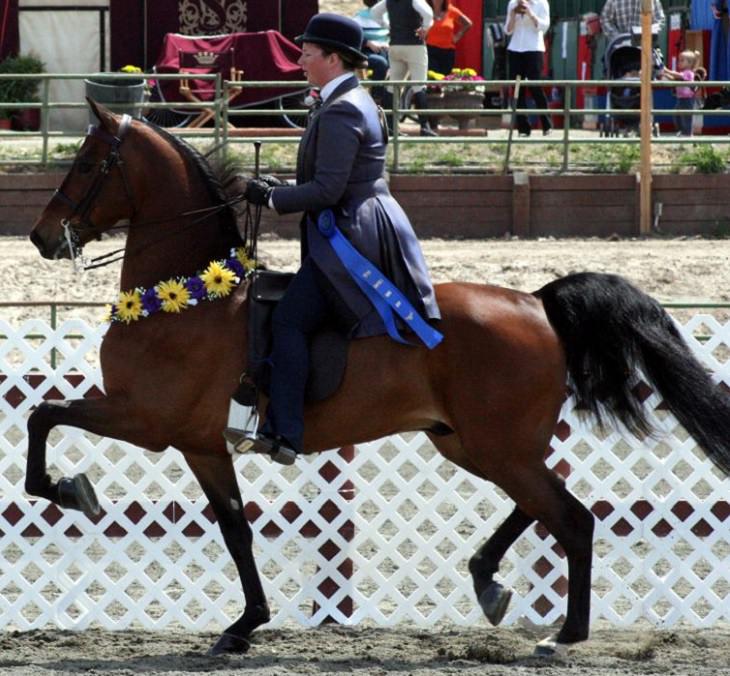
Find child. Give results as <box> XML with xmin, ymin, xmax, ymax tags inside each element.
<box><xmin>662</xmin><ymin>50</ymin><xmax>702</xmax><ymax>136</ymax></box>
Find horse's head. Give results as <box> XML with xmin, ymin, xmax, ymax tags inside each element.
<box><xmin>30</xmin><ymin>99</ymin><xmax>144</xmax><ymax>260</ymax></box>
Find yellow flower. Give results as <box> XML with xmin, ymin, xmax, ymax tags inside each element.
<box><xmin>201</xmin><ymin>260</ymin><xmax>236</xmax><ymax>297</ymax></box>
<box><xmin>235</xmin><ymin>247</ymin><xmax>256</xmax><ymax>273</ymax></box>
<box><xmin>428</xmin><ymin>69</ymin><xmax>445</xmax><ymax>80</ymax></box>
<box><xmin>102</xmin><ymin>304</ymin><xmax>114</xmax><ymax>323</ymax></box>
<box><xmin>156</xmin><ymin>279</ymin><xmax>189</xmax><ymax>313</ymax></box>
<box><xmin>116</xmin><ymin>289</ymin><xmax>142</xmax><ymax>324</ymax></box>
<box><xmin>463</xmin><ymin>68</ymin><xmax>477</xmax><ymax>77</ymax></box>
<box><xmin>121</xmin><ymin>65</ymin><xmax>142</xmax><ymax>73</ymax></box>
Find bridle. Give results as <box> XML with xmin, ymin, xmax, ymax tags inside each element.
<box><xmin>49</xmin><ymin>114</ymin><xmax>253</xmax><ymax>271</ymax></box>
<box><xmin>52</xmin><ymin>114</ymin><xmax>137</xmax><ymax>264</ymax></box>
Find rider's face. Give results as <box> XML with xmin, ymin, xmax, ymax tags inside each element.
<box><xmin>298</xmin><ymin>43</ymin><xmax>335</xmax><ymax>88</ymax></box>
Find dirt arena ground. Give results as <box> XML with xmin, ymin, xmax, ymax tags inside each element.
<box><xmin>2</xmin><ymin>233</ymin><xmax>729</xmax><ymax>675</ymax></box>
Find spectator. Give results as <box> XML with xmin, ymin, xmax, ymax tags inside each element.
<box><xmin>710</xmin><ymin>0</ymin><xmax>730</xmax><ymax>81</ymax></box>
<box><xmin>371</xmin><ymin>0</ymin><xmax>438</xmax><ymax>136</ymax></box>
<box><xmin>504</xmin><ymin>0</ymin><xmax>552</xmax><ymax>137</ymax></box>
<box><xmin>353</xmin><ymin>0</ymin><xmax>390</xmax><ymax>104</ymax></box>
<box><xmin>661</xmin><ymin>49</ymin><xmax>703</xmax><ymax>136</ymax></box>
<box><xmin>600</xmin><ymin>0</ymin><xmax>665</xmax><ymax>42</ymax></box>
<box><xmin>425</xmin><ymin>0</ymin><xmax>473</xmax><ymax>76</ymax></box>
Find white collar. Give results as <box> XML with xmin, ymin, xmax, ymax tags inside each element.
<box><xmin>320</xmin><ymin>73</ymin><xmax>356</xmax><ymax>103</ymax></box>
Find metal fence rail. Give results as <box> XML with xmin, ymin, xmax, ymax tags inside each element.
<box><xmin>2</xmin><ymin>73</ymin><xmax>730</xmax><ymax>172</ymax></box>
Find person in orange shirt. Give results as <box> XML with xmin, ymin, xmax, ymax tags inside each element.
<box><xmin>426</xmin><ymin>0</ymin><xmax>473</xmax><ymax>76</ymax></box>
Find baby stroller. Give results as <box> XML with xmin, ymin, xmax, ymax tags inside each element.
<box><xmin>599</xmin><ymin>29</ymin><xmax>663</xmax><ymax>137</ymax></box>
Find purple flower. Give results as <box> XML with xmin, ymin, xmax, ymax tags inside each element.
<box><xmin>141</xmin><ymin>287</ymin><xmax>162</xmax><ymax>315</ymax></box>
<box><xmin>225</xmin><ymin>257</ymin><xmax>245</xmax><ymax>278</ymax></box>
<box><xmin>186</xmin><ymin>275</ymin><xmax>207</xmax><ymax>300</ymax></box>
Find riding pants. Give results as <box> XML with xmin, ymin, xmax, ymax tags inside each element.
<box><xmin>261</xmin><ymin>257</ymin><xmax>332</xmax><ymax>451</ymax></box>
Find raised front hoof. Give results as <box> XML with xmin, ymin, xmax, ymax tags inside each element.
<box><xmin>533</xmin><ymin>635</ymin><xmax>570</xmax><ymax>658</ymax></box>
<box><xmin>207</xmin><ymin>632</ymin><xmax>251</xmax><ymax>656</ymax></box>
<box><xmin>57</xmin><ymin>474</ymin><xmax>101</xmax><ymax>519</ymax></box>
<box><xmin>477</xmin><ymin>582</ymin><xmax>513</xmax><ymax>626</ymax></box>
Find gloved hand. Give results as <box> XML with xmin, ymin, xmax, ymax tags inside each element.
<box><xmin>258</xmin><ymin>174</ymin><xmax>286</xmax><ymax>188</ymax></box>
<box><xmin>244</xmin><ymin>178</ymin><xmax>273</xmax><ymax>207</ymax></box>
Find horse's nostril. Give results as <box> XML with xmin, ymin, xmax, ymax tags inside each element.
<box><xmin>29</xmin><ymin>230</ymin><xmax>48</xmax><ymax>257</ymax></box>
<box><xmin>30</xmin><ymin>230</ymin><xmax>41</xmax><ymax>248</ymax></box>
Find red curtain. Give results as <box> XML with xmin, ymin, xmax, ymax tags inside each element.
<box><xmin>110</xmin><ymin>0</ymin><xmax>317</xmax><ymax>71</ymax></box>
<box><xmin>0</xmin><ymin>0</ymin><xmax>20</xmax><ymax>61</ymax></box>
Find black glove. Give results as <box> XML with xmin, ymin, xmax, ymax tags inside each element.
<box><xmin>258</xmin><ymin>174</ymin><xmax>286</xmax><ymax>188</ymax></box>
<box><xmin>244</xmin><ymin>178</ymin><xmax>272</xmax><ymax>207</ymax></box>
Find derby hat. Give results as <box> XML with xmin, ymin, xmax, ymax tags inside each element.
<box><xmin>296</xmin><ymin>13</ymin><xmax>369</xmax><ymax>67</ymax></box>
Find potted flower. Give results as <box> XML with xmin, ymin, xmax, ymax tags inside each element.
<box><xmin>0</xmin><ymin>53</ymin><xmax>45</xmax><ymax>131</ymax></box>
<box><xmin>440</xmin><ymin>68</ymin><xmax>486</xmax><ymax>130</ymax></box>
<box><xmin>85</xmin><ymin>65</ymin><xmax>147</xmax><ymax>124</ymax></box>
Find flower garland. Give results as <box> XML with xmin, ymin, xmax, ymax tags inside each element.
<box><xmin>105</xmin><ymin>248</ymin><xmax>255</xmax><ymax>324</ymax></box>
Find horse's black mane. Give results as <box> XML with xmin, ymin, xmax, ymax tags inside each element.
<box><xmin>142</xmin><ymin>120</ymin><xmax>244</xmax><ymax>245</ymax></box>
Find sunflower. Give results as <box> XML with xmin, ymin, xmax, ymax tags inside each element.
<box><xmin>156</xmin><ymin>278</ymin><xmax>190</xmax><ymax>313</ymax></box>
<box><xmin>116</xmin><ymin>289</ymin><xmax>143</xmax><ymax>324</ymax></box>
<box><xmin>201</xmin><ymin>260</ymin><xmax>236</xmax><ymax>297</ymax></box>
<box><xmin>233</xmin><ymin>247</ymin><xmax>256</xmax><ymax>273</ymax></box>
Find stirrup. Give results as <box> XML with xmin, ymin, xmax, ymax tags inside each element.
<box><xmin>222</xmin><ymin>428</ymin><xmax>297</xmax><ymax>465</ymax></box>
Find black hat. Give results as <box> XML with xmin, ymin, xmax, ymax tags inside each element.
<box><xmin>296</xmin><ymin>13</ymin><xmax>369</xmax><ymax>67</ymax></box>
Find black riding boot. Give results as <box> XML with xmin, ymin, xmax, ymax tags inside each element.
<box><xmin>413</xmin><ymin>90</ymin><xmax>438</xmax><ymax>137</ymax></box>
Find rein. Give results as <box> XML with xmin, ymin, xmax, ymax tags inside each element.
<box><xmin>54</xmin><ymin>114</ymin><xmax>260</xmax><ymax>272</ymax></box>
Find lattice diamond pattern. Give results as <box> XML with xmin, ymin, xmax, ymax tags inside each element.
<box><xmin>1</xmin><ymin>315</ymin><xmax>729</xmax><ymax>630</ymax></box>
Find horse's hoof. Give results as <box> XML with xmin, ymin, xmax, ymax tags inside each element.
<box><xmin>57</xmin><ymin>474</ymin><xmax>101</xmax><ymax>519</ymax></box>
<box><xmin>478</xmin><ymin>582</ymin><xmax>513</xmax><ymax>626</ymax></box>
<box><xmin>533</xmin><ymin>635</ymin><xmax>569</xmax><ymax>658</ymax></box>
<box><xmin>207</xmin><ymin>632</ymin><xmax>251</xmax><ymax>656</ymax></box>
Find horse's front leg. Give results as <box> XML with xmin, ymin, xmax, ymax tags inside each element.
<box><xmin>183</xmin><ymin>451</ymin><xmax>271</xmax><ymax>655</ymax></box>
<box><xmin>26</xmin><ymin>397</ymin><xmax>144</xmax><ymax>517</ymax></box>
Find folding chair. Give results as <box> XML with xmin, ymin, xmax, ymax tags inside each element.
<box><xmin>178</xmin><ymin>47</ymin><xmax>244</xmax><ymax>128</ymax></box>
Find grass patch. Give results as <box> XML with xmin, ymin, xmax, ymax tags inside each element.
<box><xmin>679</xmin><ymin>144</ymin><xmax>727</xmax><ymax>173</ymax></box>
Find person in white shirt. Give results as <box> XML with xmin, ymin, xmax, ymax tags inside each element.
<box><xmin>371</xmin><ymin>0</ymin><xmax>437</xmax><ymax>135</ymax></box>
<box><xmin>504</xmin><ymin>0</ymin><xmax>551</xmax><ymax>136</ymax></box>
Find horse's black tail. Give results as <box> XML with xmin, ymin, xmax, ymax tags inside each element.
<box><xmin>536</xmin><ymin>272</ymin><xmax>730</xmax><ymax>476</ymax></box>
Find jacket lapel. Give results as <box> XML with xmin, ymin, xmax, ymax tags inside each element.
<box><xmin>297</xmin><ymin>76</ymin><xmax>360</xmax><ymax>183</ymax></box>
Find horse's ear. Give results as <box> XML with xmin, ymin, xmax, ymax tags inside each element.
<box><xmin>86</xmin><ymin>97</ymin><xmax>117</xmax><ymax>130</ymax></box>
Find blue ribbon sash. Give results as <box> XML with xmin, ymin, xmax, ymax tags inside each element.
<box><xmin>317</xmin><ymin>209</ymin><xmax>443</xmax><ymax>350</ymax></box>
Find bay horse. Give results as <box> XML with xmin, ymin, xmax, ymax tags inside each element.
<box><xmin>27</xmin><ymin>100</ymin><xmax>730</xmax><ymax>657</ymax></box>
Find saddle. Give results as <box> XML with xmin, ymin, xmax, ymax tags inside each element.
<box><xmin>245</xmin><ymin>270</ymin><xmax>349</xmax><ymax>402</ymax></box>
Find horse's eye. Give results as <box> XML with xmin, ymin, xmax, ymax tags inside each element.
<box><xmin>77</xmin><ymin>161</ymin><xmax>93</xmax><ymax>174</ymax></box>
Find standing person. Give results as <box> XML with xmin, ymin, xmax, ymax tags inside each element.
<box><xmin>224</xmin><ymin>13</ymin><xmax>442</xmax><ymax>465</ymax></box>
<box><xmin>600</xmin><ymin>0</ymin><xmax>665</xmax><ymax>42</ymax></box>
<box><xmin>710</xmin><ymin>0</ymin><xmax>730</xmax><ymax>82</ymax></box>
<box><xmin>370</xmin><ymin>0</ymin><xmax>438</xmax><ymax>136</ymax></box>
<box><xmin>353</xmin><ymin>0</ymin><xmax>391</xmax><ymax>104</ymax></box>
<box><xmin>504</xmin><ymin>0</ymin><xmax>552</xmax><ymax>137</ymax></box>
<box><xmin>661</xmin><ymin>49</ymin><xmax>702</xmax><ymax>136</ymax></box>
<box><xmin>425</xmin><ymin>0</ymin><xmax>473</xmax><ymax>76</ymax></box>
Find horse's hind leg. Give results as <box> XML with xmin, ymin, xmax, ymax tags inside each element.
<box><xmin>183</xmin><ymin>452</ymin><xmax>270</xmax><ymax>656</ymax></box>
<box><xmin>495</xmin><ymin>466</ymin><xmax>594</xmax><ymax>654</ymax></box>
<box><xmin>468</xmin><ymin>506</ymin><xmax>534</xmax><ymax>625</ymax></box>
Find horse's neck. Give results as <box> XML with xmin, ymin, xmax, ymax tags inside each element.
<box><xmin>118</xmin><ymin>178</ymin><xmax>235</xmax><ymax>291</ymax></box>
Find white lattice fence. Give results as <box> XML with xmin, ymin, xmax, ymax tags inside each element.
<box><xmin>1</xmin><ymin>315</ymin><xmax>729</xmax><ymax>631</ymax></box>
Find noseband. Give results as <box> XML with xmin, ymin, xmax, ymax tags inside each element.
<box><xmin>53</xmin><ymin>114</ymin><xmax>136</xmax><ymax>257</ymax></box>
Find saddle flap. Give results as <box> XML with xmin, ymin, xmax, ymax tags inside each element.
<box><xmin>251</xmin><ymin>270</ymin><xmax>295</xmax><ymax>302</ymax></box>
